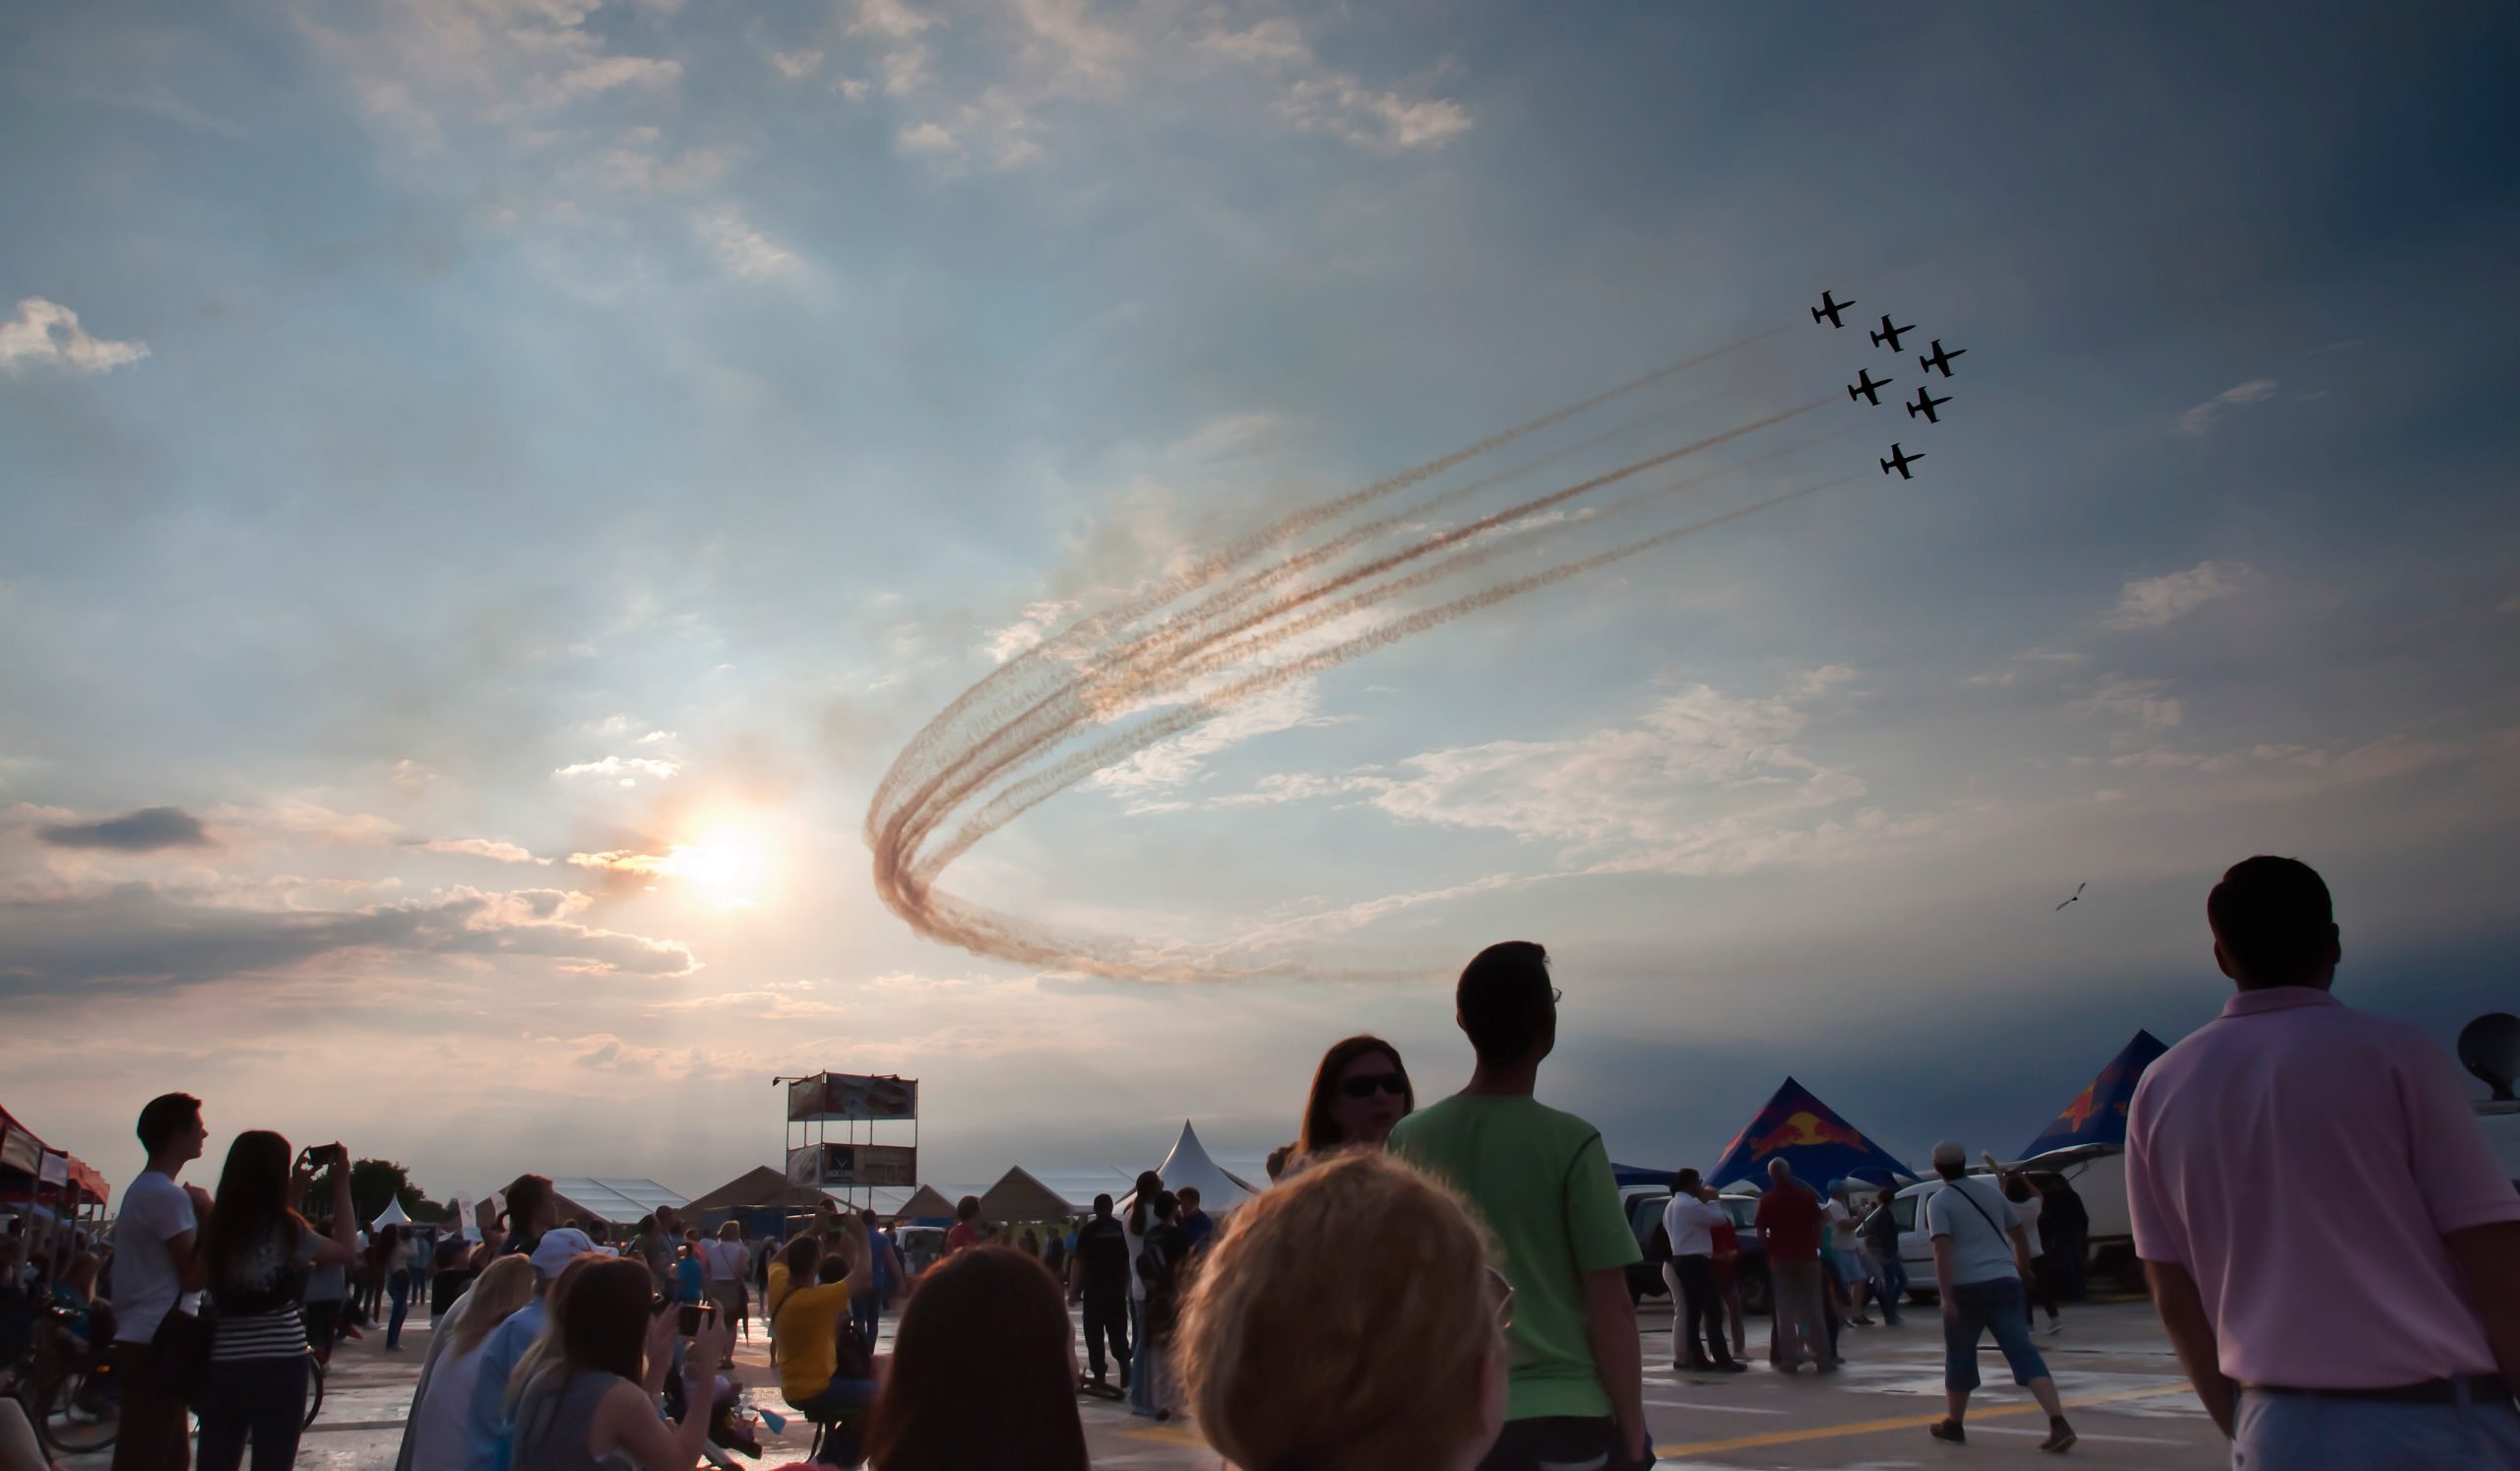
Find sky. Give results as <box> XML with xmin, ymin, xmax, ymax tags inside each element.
<box><xmin>5</xmin><ymin>1</ymin><xmax>2519</xmax><ymax>1209</ymax></box>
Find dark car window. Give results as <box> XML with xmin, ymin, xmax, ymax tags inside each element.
<box><xmin>1892</xmin><ymin>1196</ymin><xmax>1918</xmax><ymax>1232</ymax></box>
<box><xmin>1628</xmin><ymin>1193</ymin><xmax>1670</xmax><ymax>1241</ymax></box>
<box><xmin>1723</xmin><ymin>1198</ymin><xmax>1757</xmax><ymax>1229</ymax></box>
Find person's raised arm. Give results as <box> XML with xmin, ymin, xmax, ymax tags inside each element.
<box><xmin>2445</xmin><ymin>1221</ymin><xmax>2520</xmax><ymax>1384</ymax></box>
<box><xmin>2144</xmin><ymin>1259</ymin><xmax>2234</xmax><ymax>1437</ymax></box>
<box><xmin>2006</xmin><ymin>1223</ymin><xmax>2037</xmax><ymax>1285</ymax></box>
<box><xmin>303</xmin><ymin>1149</ymin><xmax>359</xmax><ymax>1267</ymax></box>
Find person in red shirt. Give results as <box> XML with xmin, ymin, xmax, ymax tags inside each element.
<box><xmin>1754</xmin><ymin>1158</ymin><xmax>1837</xmax><ymax>1372</ymax></box>
<box><xmin>1709</xmin><ymin>1214</ymin><xmax>1747</xmax><ymax>1360</ymax></box>
<box><xmin>944</xmin><ymin>1195</ymin><xmax>984</xmax><ymax>1255</ymax></box>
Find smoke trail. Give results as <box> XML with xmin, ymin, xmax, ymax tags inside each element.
<box><xmin>910</xmin><ymin>478</ymin><xmax>1853</xmax><ymax>895</ymax></box>
<box><xmin>876</xmin><ymin>401</ymin><xmax>1827</xmax><ymax>868</ymax></box>
<box><xmin>867</xmin><ymin>328</ymin><xmax>1785</xmax><ymax>827</ymax></box>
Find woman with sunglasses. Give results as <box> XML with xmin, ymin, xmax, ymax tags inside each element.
<box><xmin>1181</xmin><ymin>1149</ymin><xmax>1508</xmax><ymax>1471</ymax></box>
<box><xmin>1295</xmin><ymin>1034</ymin><xmax>1417</xmax><ymax>1161</ymax></box>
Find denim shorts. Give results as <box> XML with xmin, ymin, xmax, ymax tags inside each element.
<box><xmin>1943</xmin><ymin>1276</ymin><xmax>2048</xmax><ymax>1392</ymax></box>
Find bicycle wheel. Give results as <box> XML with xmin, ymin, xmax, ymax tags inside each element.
<box><xmin>301</xmin><ymin>1355</ymin><xmax>326</xmax><ymax>1431</ymax></box>
<box><xmin>32</xmin><ymin>1358</ymin><xmax>121</xmax><ymax>1455</ymax></box>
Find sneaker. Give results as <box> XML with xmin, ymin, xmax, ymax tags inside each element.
<box><xmin>1929</xmin><ymin>1419</ymin><xmax>1966</xmax><ymax>1444</ymax></box>
<box><xmin>2040</xmin><ymin>1419</ymin><xmax>2076</xmax><ymax>1453</ymax></box>
<box><xmin>2045</xmin><ymin>1319</ymin><xmax>2063</xmax><ymax>1336</ymax></box>
<box><xmin>1850</xmin><ymin>1315</ymin><xmax>1874</xmax><ymax>1326</ymax></box>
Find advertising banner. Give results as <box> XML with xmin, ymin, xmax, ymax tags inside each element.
<box><xmin>786</xmin><ymin>1072</ymin><xmax>918</xmax><ymax>1122</ymax></box>
<box><xmin>787</xmin><ymin>1142</ymin><xmax>919</xmax><ymax>1188</ymax></box>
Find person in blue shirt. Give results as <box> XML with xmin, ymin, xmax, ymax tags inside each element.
<box><xmin>672</xmin><ymin>1234</ymin><xmax>706</xmax><ymax>1306</ymax></box>
<box><xmin>462</xmin><ymin>1228</ymin><xmax>594</xmax><ymax>1469</ymax></box>
<box><xmin>1175</xmin><ymin>1187</ymin><xmax>1217</xmax><ymax>1254</ymax></box>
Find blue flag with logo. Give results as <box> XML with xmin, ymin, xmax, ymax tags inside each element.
<box><xmin>2020</xmin><ymin>1030</ymin><xmax>2171</xmax><ymax>1159</ymax></box>
<box><xmin>1706</xmin><ymin>1077</ymin><xmax>1913</xmax><ymax>1190</ymax></box>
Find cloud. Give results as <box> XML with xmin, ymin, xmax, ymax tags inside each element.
<box><xmin>0</xmin><ymin>882</ymin><xmax>697</xmax><ymax>997</ymax></box>
<box><xmin>1089</xmin><ymin>678</ymin><xmax>1345</xmax><ymax>802</ymax></box>
<box><xmin>2102</xmin><ymin>559</ymin><xmax>2257</xmax><ymax>629</ymax></box>
<box><xmin>566</xmin><ymin>849</ymin><xmax>670</xmax><ymax>875</ymax></box>
<box><xmin>981</xmin><ymin>600</ymin><xmax>1079</xmax><ymax>663</ymax></box>
<box><xmin>847</xmin><ymin>0</ymin><xmax>938</xmax><ymax>40</ymax></box>
<box><xmin>417</xmin><ymin>837</ymin><xmax>545</xmax><ymax>864</ymax></box>
<box><xmin>2173</xmin><ymin>379</ymin><xmax>2278</xmax><ymax>436</ymax></box>
<box><xmin>552</xmin><ymin>755</ymin><xmax>680</xmax><ymax>786</ymax></box>
<box><xmin>772</xmin><ymin>49</ymin><xmax>825</xmax><ymax>81</ymax></box>
<box><xmin>692</xmin><ymin>208</ymin><xmax>804</xmax><ymax>280</ymax></box>
<box><xmin>0</xmin><ymin>298</ymin><xmax>151</xmax><ymax>376</ymax></box>
<box><xmin>897</xmin><ymin>121</ymin><xmax>958</xmax><ymax>154</ymax></box>
<box><xmin>1197</xmin><ymin>17</ymin><xmax>1473</xmax><ymax>152</ymax></box>
<box><xmin>2077</xmin><ymin>675</ymin><xmax>2184</xmax><ymax>734</ymax></box>
<box><xmin>35</xmin><ymin>806</ymin><xmax>212</xmax><ymax>852</ymax></box>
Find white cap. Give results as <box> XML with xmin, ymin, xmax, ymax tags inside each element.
<box><xmin>530</xmin><ymin>1227</ymin><xmax>597</xmax><ymax>1279</ymax></box>
<box><xmin>1930</xmin><ymin>1140</ymin><xmax>1967</xmax><ymax>1167</ymax></box>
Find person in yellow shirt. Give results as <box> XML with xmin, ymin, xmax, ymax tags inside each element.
<box><xmin>776</xmin><ymin>1253</ymin><xmax>877</xmax><ymax>1424</ymax></box>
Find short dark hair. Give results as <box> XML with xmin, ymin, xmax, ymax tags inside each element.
<box><xmin>2208</xmin><ymin>856</ymin><xmax>2334</xmax><ymax>988</ymax></box>
<box><xmin>1092</xmin><ymin>1192</ymin><xmax>1113</xmax><ymax>1215</ymax></box>
<box><xmin>136</xmin><ymin>1093</ymin><xmax>201</xmax><ymax>1154</ymax></box>
<box><xmin>1152</xmin><ymin>1190</ymin><xmax>1178</xmax><ymax>1221</ymax></box>
<box><xmin>1670</xmin><ymin>1169</ymin><xmax>1701</xmax><ymax>1194</ymax></box>
<box><xmin>1457</xmin><ymin>941</ymin><xmax>1553</xmax><ymax>1064</ymax></box>
<box><xmin>1177</xmin><ymin>1186</ymin><xmax>1200</xmax><ymax>1207</ymax></box>
<box><xmin>956</xmin><ymin>1195</ymin><xmax>981</xmax><ymax>1222</ymax></box>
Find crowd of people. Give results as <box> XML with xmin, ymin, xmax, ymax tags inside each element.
<box><xmin>19</xmin><ymin>855</ymin><xmax>2520</xmax><ymax>1470</ymax></box>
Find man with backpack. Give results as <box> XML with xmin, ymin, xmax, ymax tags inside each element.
<box><xmin>1069</xmin><ymin>1193</ymin><xmax>1132</xmax><ymax>1398</ymax></box>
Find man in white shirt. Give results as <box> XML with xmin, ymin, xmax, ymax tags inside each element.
<box><xmin>1660</xmin><ymin>1170</ymin><xmax>1743</xmax><ymax>1373</ymax></box>
<box><xmin>1922</xmin><ymin>1140</ymin><xmax>2072</xmax><ymax>1451</ymax></box>
<box><xmin>111</xmin><ymin>1091</ymin><xmax>212</xmax><ymax>1471</ymax></box>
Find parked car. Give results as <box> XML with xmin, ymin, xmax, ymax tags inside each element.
<box><xmin>1620</xmin><ymin>1187</ymin><xmax>1770</xmax><ymax>1315</ymax></box>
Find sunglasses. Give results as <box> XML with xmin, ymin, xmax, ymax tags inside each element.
<box><xmin>1338</xmin><ymin>1071</ymin><xmax>1409</xmax><ymax>1099</ymax></box>
<box><xmin>1486</xmin><ymin>1266</ymin><xmax>1516</xmax><ymax>1330</ymax></box>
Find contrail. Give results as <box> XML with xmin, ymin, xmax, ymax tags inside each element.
<box><xmin>876</xmin><ymin>401</ymin><xmax>1827</xmax><ymax>867</ymax></box>
<box><xmin>867</xmin><ymin>338</ymin><xmax>1864</xmax><ymax>979</ymax></box>
<box><xmin>867</xmin><ymin>328</ymin><xmax>1786</xmax><ymax>828</ymax></box>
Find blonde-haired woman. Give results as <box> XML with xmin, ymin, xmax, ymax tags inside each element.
<box><xmin>1180</xmin><ymin>1151</ymin><xmax>1508</xmax><ymax>1471</ymax></box>
<box><xmin>406</xmin><ymin>1255</ymin><xmax>537</xmax><ymax>1471</ymax></box>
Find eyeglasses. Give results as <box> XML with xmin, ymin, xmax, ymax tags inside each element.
<box><xmin>1549</xmin><ymin>987</ymin><xmax>1563</xmax><ymax>1004</ymax></box>
<box><xmin>1338</xmin><ymin>1071</ymin><xmax>1409</xmax><ymax>1099</ymax></box>
<box><xmin>1486</xmin><ymin>1266</ymin><xmax>1516</xmax><ymax>1330</ymax></box>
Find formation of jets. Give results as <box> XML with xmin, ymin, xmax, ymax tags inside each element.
<box><xmin>1812</xmin><ymin>288</ymin><xmax>1967</xmax><ymax>480</ymax></box>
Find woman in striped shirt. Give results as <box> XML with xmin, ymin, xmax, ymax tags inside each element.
<box><xmin>196</xmin><ymin>1132</ymin><xmax>361</xmax><ymax>1471</ymax></box>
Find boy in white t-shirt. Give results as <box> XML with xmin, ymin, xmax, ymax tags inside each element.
<box><xmin>111</xmin><ymin>1092</ymin><xmax>212</xmax><ymax>1471</ymax></box>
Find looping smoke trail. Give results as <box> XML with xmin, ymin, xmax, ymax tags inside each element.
<box><xmin>867</xmin><ymin>341</ymin><xmax>1862</xmax><ymax>981</ymax></box>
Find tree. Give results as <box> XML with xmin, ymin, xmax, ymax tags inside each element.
<box><xmin>336</xmin><ymin>1158</ymin><xmax>444</xmax><ymax>1227</ymax></box>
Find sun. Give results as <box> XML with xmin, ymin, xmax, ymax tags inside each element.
<box><xmin>660</xmin><ymin>822</ymin><xmax>772</xmax><ymax>909</ymax></box>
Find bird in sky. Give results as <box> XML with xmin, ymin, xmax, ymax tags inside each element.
<box><xmin>2055</xmin><ymin>882</ymin><xmax>2087</xmax><ymax>912</ymax></box>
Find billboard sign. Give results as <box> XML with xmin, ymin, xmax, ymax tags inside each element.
<box><xmin>787</xmin><ymin>1143</ymin><xmax>919</xmax><ymax>1188</ymax></box>
<box><xmin>786</xmin><ymin>1072</ymin><xmax>918</xmax><ymax>1122</ymax></box>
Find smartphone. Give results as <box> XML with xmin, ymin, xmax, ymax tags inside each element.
<box><xmin>677</xmin><ymin>1300</ymin><xmax>716</xmax><ymax>1336</ymax></box>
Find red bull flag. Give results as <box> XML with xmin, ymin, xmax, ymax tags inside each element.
<box><xmin>2019</xmin><ymin>1030</ymin><xmax>2170</xmax><ymax>1159</ymax></box>
<box><xmin>1706</xmin><ymin>1077</ymin><xmax>1912</xmax><ymax>1190</ymax></box>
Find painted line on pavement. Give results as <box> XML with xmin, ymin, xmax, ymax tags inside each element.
<box><xmin>1968</xmin><ymin>1424</ymin><xmax>2184</xmax><ymax>1446</ymax></box>
<box><xmin>1654</xmin><ymin>1383</ymin><xmax>2193</xmax><ymax>1456</ymax></box>
<box><xmin>1644</xmin><ymin>1398</ymin><xmax>1788</xmax><ymax>1416</ymax></box>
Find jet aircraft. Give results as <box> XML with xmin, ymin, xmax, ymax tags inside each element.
<box><xmin>1879</xmin><ymin>443</ymin><xmax>1923</xmax><ymax>480</ymax></box>
<box><xmin>1919</xmin><ymin>339</ymin><xmax>1969</xmax><ymax>377</ymax></box>
<box><xmin>1811</xmin><ymin>289</ymin><xmax>1854</xmax><ymax>328</ymax></box>
<box><xmin>1847</xmin><ymin>368</ymin><xmax>1891</xmax><ymax>406</ymax></box>
<box><xmin>1870</xmin><ymin>315</ymin><xmax>1916</xmax><ymax>352</ymax></box>
<box><xmin>1907</xmin><ymin>386</ymin><xmax>1951</xmax><ymax>422</ymax></box>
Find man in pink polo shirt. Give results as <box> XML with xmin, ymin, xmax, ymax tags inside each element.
<box><xmin>2128</xmin><ymin>856</ymin><xmax>2520</xmax><ymax>1468</ymax></box>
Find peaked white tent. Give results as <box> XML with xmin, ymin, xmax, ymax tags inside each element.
<box><xmin>1141</xmin><ymin>1121</ymin><xmax>1259</xmax><ymax>1216</ymax></box>
<box><xmin>370</xmin><ymin>1198</ymin><xmax>414</xmax><ymax>1229</ymax></box>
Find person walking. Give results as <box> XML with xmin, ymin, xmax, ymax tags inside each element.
<box><xmin>2042</xmin><ymin>1176</ymin><xmax>2091</xmax><ymax>1302</ymax></box>
<box><xmin>2128</xmin><ymin>856</ymin><xmax>2520</xmax><ymax>1468</ymax></box>
<box><xmin>1858</xmin><ymin>1185</ymin><xmax>1905</xmax><ymax>1327</ymax></box>
<box><xmin>1660</xmin><ymin>1171</ymin><xmax>1742</xmax><ymax>1373</ymax></box>
<box><xmin>1121</xmin><ymin>1170</ymin><xmax>1164</xmax><ymax>1418</ymax></box>
<box><xmin>1132</xmin><ymin>1191</ymin><xmax>1191</xmax><ymax>1421</ymax></box>
<box><xmin>2002</xmin><ymin>1172</ymin><xmax>2062</xmax><ymax>1335</ymax></box>
<box><xmin>1922</xmin><ymin>1141</ymin><xmax>2074</xmax><ymax>1450</ymax></box>
<box><xmin>1827</xmin><ymin>1182</ymin><xmax>1874</xmax><ymax>1326</ymax></box>
<box><xmin>110</xmin><ymin>1091</ymin><xmax>212</xmax><ymax>1471</ymax></box>
<box><xmin>196</xmin><ymin>1134</ymin><xmax>361</xmax><ymax>1471</ymax></box>
<box><xmin>855</xmin><ymin>1209</ymin><xmax>902</xmax><ymax>1348</ymax></box>
<box><xmin>1069</xmin><ymin>1192</ymin><xmax>1133</xmax><ymax>1396</ymax></box>
<box><xmin>382</xmin><ymin>1225</ymin><xmax>418</xmax><ymax>1350</ymax></box>
<box><xmin>1389</xmin><ymin>941</ymin><xmax>1650</xmax><ymax>1471</ymax></box>
<box><xmin>1754</xmin><ymin>1159</ymin><xmax>1835</xmax><ymax>1373</ymax></box>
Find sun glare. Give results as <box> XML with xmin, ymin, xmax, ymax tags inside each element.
<box><xmin>661</xmin><ymin>822</ymin><xmax>772</xmax><ymax>909</ymax></box>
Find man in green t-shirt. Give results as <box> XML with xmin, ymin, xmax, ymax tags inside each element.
<box><xmin>1391</xmin><ymin>940</ymin><xmax>1652</xmax><ymax>1471</ymax></box>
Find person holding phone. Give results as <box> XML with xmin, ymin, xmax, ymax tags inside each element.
<box><xmin>508</xmin><ymin>1257</ymin><xmax>734</xmax><ymax>1471</ymax></box>
<box><xmin>196</xmin><ymin>1135</ymin><xmax>361</xmax><ymax>1471</ymax></box>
